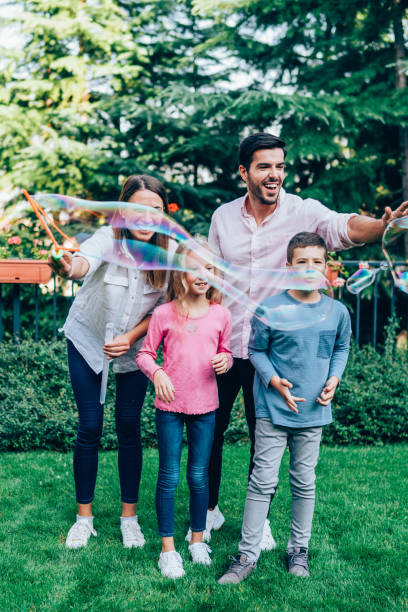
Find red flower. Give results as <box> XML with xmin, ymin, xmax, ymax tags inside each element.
<box><xmin>168</xmin><ymin>203</ymin><xmax>179</xmax><ymax>213</ymax></box>
<box><xmin>8</xmin><ymin>236</ymin><xmax>22</xmax><ymax>245</ymax></box>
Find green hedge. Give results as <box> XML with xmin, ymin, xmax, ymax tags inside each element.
<box><xmin>0</xmin><ymin>321</ymin><xmax>407</xmax><ymax>451</ymax></box>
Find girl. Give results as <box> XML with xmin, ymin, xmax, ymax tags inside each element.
<box><xmin>49</xmin><ymin>174</ymin><xmax>174</xmax><ymax>550</ymax></box>
<box><xmin>136</xmin><ymin>241</ymin><xmax>232</xmax><ymax>578</ymax></box>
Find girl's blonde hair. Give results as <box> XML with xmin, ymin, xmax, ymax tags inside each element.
<box><xmin>167</xmin><ymin>236</ymin><xmax>223</xmax><ymax>305</ymax></box>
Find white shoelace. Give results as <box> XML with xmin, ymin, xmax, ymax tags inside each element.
<box><xmin>68</xmin><ymin>520</ymin><xmax>97</xmax><ymax>543</ymax></box>
<box><xmin>189</xmin><ymin>542</ymin><xmax>212</xmax><ymax>563</ymax></box>
<box><xmin>121</xmin><ymin>521</ymin><xmax>142</xmax><ymax>537</ymax></box>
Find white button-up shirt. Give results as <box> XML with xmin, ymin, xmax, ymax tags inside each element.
<box><xmin>63</xmin><ymin>226</ymin><xmax>173</xmax><ymax>374</ymax></box>
<box><xmin>208</xmin><ymin>188</ymin><xmax>360</xmax><ymax>359</ymax></box>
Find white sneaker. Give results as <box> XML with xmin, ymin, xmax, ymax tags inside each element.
<box><xmin>158</xmin><ymin>550</ymin><xmax>186</xmax><ymax>579</ymax></box>
<box><xmin>120</xmin><ymin>516</ymin><xmax>146</xmax><ymax>548</ymax></box>
<box><xmin>188</xmin><ymin>542</ymin><xmax>212</xmax><ymax>565</ymax></box>
<box><xmin>259</xmin><ymin>518</ymin><xmax>277</xmax><ymax>551</ymax></box>
<box><xmin>185</xmin><ymin>505</ymin><xmax>225</xmax><ymax>543</ymax></box>
<box><xmin>65</xmin><ymin>518</ymin><xmax>97</xmax><ymax>549</ymax></box>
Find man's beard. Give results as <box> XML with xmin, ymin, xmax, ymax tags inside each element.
<box><xmin>248</xmin><ymin>178</ymin><xmax>280</xmax><ymax>206</ymax></box>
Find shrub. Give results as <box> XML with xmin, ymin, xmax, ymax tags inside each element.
<box><xmin>0</xmin><ymin>320</ymin><xmax>407</xmax><ymax>451</ymax></box>
<box><xmin>324</xmin><ymin>318</ymin><xmax>408</xmax><ymax>445</ymax></box>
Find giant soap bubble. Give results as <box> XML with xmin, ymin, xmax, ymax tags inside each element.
<box><xmin>346</xmin><ymin>263</ymin><xmax>388</xmax><ymax>295</ymax></box>
<box><xmin>32</xmin><ymin>193</ymin><xmax>334</xmax><ymax>330</ymax></box>
<box><xmin>382</xmin><ymin>216</ymin><xmax>408</xmax><ymax>294</ymax></box>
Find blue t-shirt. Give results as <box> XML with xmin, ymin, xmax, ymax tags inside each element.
<box><xmin>248</xmin><ymin>291</ymin><xmax>351</xmax><ymax>428</ymax></box>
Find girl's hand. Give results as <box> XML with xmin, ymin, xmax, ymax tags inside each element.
<box><xmin>103</xmin><ymin>334</ymin><xmax>131</xmax><ymax>359</ymax></box>
<box><xmin>153</xmin><ymin>369</ymin><xmax>175</xmax><ymax>403</ymax></box>
<box><xmin>270</xmin><ymin>375</ymin><xmax>305</xmax><ymax>414</ymax></box>
<box><xmin>48</xmin><ymin>250</ymin><xmax>73</xmax><ymax>278</ymax></box>
<box><xmin>211</xmin><ymin>352</ymin><xmax>229</xmax><ymax>375</ymax></box>
<box><xmin>316</xmin><ymin>376</ymin><xmax>339</xmax><ymax>406</ymax></box>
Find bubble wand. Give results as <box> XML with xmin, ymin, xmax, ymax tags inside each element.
<box><xmin>22</xmin><ymin>189</ymin><xmax>80</xmax><ymax>259</ymax></box>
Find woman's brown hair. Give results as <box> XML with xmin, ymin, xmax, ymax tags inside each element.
<box><xmin>112</xmin><ymin>174</ymin><xmax>169</xmax><ymax>288</ymax></box>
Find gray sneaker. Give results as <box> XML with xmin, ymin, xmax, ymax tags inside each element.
<box><xmin>287</xmin><ymin>547</ymin><xmax>309</xmax><ymax>577</ymax></box>
<box><xmin>217</xmin><ymin>554</ymin><xmax>257</xmax><ymax>585</ymax></box>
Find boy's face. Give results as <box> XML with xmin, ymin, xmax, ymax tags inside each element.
<box><xmin>287</xmin><ymin>246</ymin><xmax>327</xmax><ymax>276</ymax></box>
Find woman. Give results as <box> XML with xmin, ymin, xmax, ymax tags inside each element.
<box><xmin>49</xmin><ymin>175</ymin><xmax>172</xmax><ymax>549</ymax></box>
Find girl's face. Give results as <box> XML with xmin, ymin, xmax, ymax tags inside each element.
<box><xmin>121</xmin><ymin>189</ymin><xmax>164</xmax><ymax>243</ymax></box>
<box><xmin>185</xmin><ymin>252</ymin><xmax>215</xmax><ymax>297</ymax></box>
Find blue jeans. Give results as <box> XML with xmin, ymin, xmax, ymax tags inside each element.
<box><xmin>155</xmin><ymin>409</ymin><xmax>216</xmax><ymax>537</ymax></box>
<box><xmin>67</xmin><ymin>339</ymin><xmax>148</xmax><ymax>504</ymax></box>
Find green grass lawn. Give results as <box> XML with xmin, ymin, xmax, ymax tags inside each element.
<box><xmin>1</xmin><ymin>444</ymin><xmax>407</xmax><ymax>612</ymax></box>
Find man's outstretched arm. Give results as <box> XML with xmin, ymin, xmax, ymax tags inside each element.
<box><xmin>347</xmin><ymin>200</ymin><xmax>408</xmax><ymax>244</ymax></box>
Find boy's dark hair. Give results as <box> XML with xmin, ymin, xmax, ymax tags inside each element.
<box><xmin>239</xmin><ymin>133</ymin><xmax>286</xmax><ymax>170</ymax></box>
<box><xmin>287</xmin><ymin>232</ymin><xmax>327</xmax><ymax>263</ymax></box>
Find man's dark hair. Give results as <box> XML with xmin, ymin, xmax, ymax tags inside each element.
<box><xmin>287</xmin><ymin>232</ymin><xmax>327</xmax><ymax>263</ymax></box>
<box><xmin>239</xmin><ymin>133</ymin><xmax>286</xmax><ymax>170</ymax></box>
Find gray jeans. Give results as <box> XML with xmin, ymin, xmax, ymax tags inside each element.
<box><xmin>238</xmin><ymin>419</ymin><xmax>322</xmax><ymax>562</ymax></box>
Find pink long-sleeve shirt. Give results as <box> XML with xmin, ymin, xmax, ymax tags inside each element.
<box><xmin>208</xmin><ymin>189</ymin><xmax>362</xmax><ymax>359</ymax></box>
<box><xmin>136</xmin><ymin>301</ymin><xmax>233</xmax><ymax>414</ymax></box>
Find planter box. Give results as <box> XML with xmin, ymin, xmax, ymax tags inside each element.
<box><xmin>0</xmin><ymin>259</ymin><xmax>52</xmax><ymax>284</ymax></box>
<box><xmin>326</xmin><ymin>262</ymin><xmax>340</xmax><ymax>285</ymax></box>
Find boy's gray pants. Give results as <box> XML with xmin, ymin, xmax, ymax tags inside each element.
<box><xmin>238</xmin><ymin>418</ymin><xmax>322</xmax><ymax>563</ymax></box>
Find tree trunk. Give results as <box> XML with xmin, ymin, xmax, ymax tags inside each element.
<box><xmin>392</xmin><ymin>0</ymin><xmax>408</xmax><ymax>255</ymax></box>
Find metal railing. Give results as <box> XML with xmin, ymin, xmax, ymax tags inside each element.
<box><xmin>0</xmin><ymin>261</ymin><xmax>406</xmax><ymax>348</ymax></box>
<box><xmin>0</xmin><ymin>274</ymin><xmax>77</xmax><ymax>343</ymax></box>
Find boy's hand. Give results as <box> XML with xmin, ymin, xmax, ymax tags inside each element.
<box><xmin>316</xmin><ymin>376</ymin><xmax>339</xmax><ymax>406</ymax></box>
<box><xmin>270</xmin><ymin>376</ymin><xmax>305</xmax><ymax>414</ymax></box>
<box><xmin>103</xmin><ymin>334</ymin><xmax>131</xmax><ymax>360</ymax></box>
<box><xmin>153</xmin><ymin>369</ymin><xmax>175</xmax><ymax>403</ymax></box>
<box><xmin>211</xmin><ymin>352</ymin><xmax>229</xmax><ymax>375</ymax></box>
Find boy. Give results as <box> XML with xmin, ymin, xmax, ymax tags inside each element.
<box><xmin>218</xmin><ymin>232</ymin><xmax>351</xmax><ymax>583</ymax></box>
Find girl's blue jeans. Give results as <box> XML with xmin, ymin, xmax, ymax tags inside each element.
<box><xmin>155</xmin><ymin>408</ymin><xmax>216</xmax><ymax>537</ymax></box>
<box><xmin>67</xmin><ymin>339</ymin><xmax>148</xmax><ymax>504</ymax></box>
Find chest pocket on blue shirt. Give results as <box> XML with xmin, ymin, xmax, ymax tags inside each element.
<box><xmin>317</xmin><ymin>331</ymin><xmax>336</xmax><ymax>359</ymax></box>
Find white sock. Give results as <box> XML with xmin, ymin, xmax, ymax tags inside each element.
<box><xmin>120</xmin><ymin>515</ymin><xmax>137</xmax><ymax>526</ymax></box>
<box><xmin>77</xmin><ymin>514</ymin><xmax>93</xmax><ymax>526</ymax></box>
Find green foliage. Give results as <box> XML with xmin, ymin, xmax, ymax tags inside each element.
<box><xmin>0</xmin><ymin>338</ymin><xmax>246</xmax><ymax>451</ymax></box>
<box><xmin>3</xmin><ymin>0</ymin><xmax>405</xmax><ymax>234</ymax></box>
<box><xmin>325</xmin><ymin>318</ymin><xmax>408</xmax><ymax>445</ymax></box>
<box><xmin>1</xmin><ymin>320</ymin><xmax>407</xmax><ymax>452</ymax></box>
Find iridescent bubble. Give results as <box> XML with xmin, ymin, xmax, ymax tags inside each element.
<box><xmin>346</xmin><ymin>267</ymin><xmax>376</xmax><ymax>295</ymax></box>
<box><xmin>346</xmin><ymin>264</ymin><xmax>388</xmax><ymax>295</ymax></box>
<box><xmin>32</xmin><ymin>193</ymin><xmax>334</xmax><ymax>330</ymax></box>
<box><xmin>382</xmin><ymin>215</ymin><xmax>408</xmax><ymax>294</ymax></box>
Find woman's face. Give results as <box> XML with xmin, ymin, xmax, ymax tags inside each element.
<box><xmin>122</xmin><ymin>189</ymin><xmax>165</xmax><ymax>243</ymax></box>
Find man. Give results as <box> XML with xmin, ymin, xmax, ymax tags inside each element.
<box><xmin>202</xmin><ymin>132</ymin><xmax>408</xmax><ymax>548</ymax></box>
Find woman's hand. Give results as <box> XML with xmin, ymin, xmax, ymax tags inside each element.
<box><xmin>153</xmin><ymin>369</ymin><xmax>175</xmax><ymax>403</ymax></box>
<box><xmin>270</xmin><ymin>375</ymin><xmax>305</xmax><ymax>414</ymax></box>
<box><xmin>47</xmin><ymin>250</ymin><xmax>89</xmax><ymax>280</ymax></box>
<box><xmin>48</xmin><ymin>250</ymin><xmax>73</xmax><ymax>278</ymax></box>
<box><xmin>211</xmin><ymin>352</ymin><xmax>230</xmax><ymax>375</ymax></box>
<box><xmin>103</xmin><ymin>334</ymin><xmax>131</xmax><ymax>359</ymax></box>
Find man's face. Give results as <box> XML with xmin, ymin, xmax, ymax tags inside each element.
<box><xmin>239</xmin><ymin>148</ymin><xmax>285</xmax><ymax>206</ymax></box>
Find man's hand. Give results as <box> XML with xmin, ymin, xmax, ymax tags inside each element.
<box><xmin>316</xmin><ymin>376</ymin><xmax>339</xmax><ymax>406</ymax></box>
<box><xmin>103</xmin><ymin>334</ymin><xmax>131</xmax><ymax>359</ymax></box>
<box><xmin>270</xmin><ymin>375</ymin><xmax>305</xmax><ymax>414</ymax></box>
<box><xmin>153</xmin><ymin>369</ymin><xmax>175</xmax><ymax>403</ymax></box>
<box><xmin>382</xmin><ymin>200</ymin><xmax>408</xmax><ymax>230</ymax></box>
<box><xmin>211</xmin><ymin>352</ymin><xmax>230</xmax><ymax>375</ymax></box>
